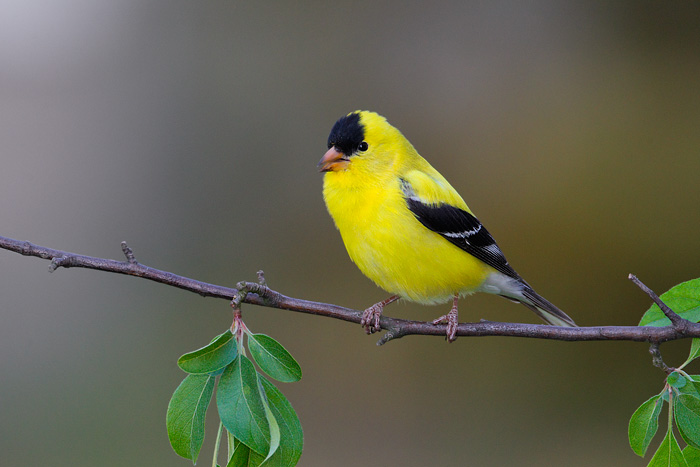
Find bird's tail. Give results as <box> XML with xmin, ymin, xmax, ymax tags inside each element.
<box><xmin>520</xmin><ymin>287</ymin><xmax>577</xmax><ymax>327</ymax></box>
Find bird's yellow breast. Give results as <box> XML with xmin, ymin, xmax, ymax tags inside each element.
<box><xmin>323</xmin><ymin>170</ymin><xmax>492</xmax><ymax>304</ymax></box>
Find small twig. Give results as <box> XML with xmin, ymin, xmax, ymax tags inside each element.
<box><xmin>230</xmin><ymin>275</ymin><xmax>280</xmax><ymax>330</ymax></box>
<box><xmin>121</xmin><ymin>241</ymin><xmax>137</xmax><ymax>264</ymax></box>
<box><xmin>49</xmin><ymin>256</ymin><xmax>66</xmax><ymax>272</ymax></box>
<box><xmin>235</xmin><ymin>280</ymin><xmax>283</xmax><ymax>309</ymax></box>
<box><xmin>649</xmin><ymin>342</ymin><xmax>672</xmax><ymax>374</ymax></box>
<box><xmin>629</xmin><ymin>274</ymin><xmax>686</xmax><ymax>328</ymax></box>
<box><xmin>376</xmin><ymin>324</ymin><xmax>407</xmax><ymax>346</ymax></box>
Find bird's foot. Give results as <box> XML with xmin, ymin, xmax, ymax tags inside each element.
<box><xmin>431</xmin><ymin>296</ymin><xmax>459</xmax><ymax>342</ymax></box>
<box><xmin>361</xmin><ymin>304</ymin><xmax>382</xmax><ymax>334</ymax></box>
<box><xmin>361</xmin><ymin>295</ymin><xmax>399</xmax><ymax>334</ymax></box>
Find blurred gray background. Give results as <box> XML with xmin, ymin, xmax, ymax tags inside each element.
<box><xmin>2</xmin><ymin>1</ymin><xmax>699</xmax><ymax>465</ymax></box>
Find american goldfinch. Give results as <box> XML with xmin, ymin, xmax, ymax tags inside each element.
<box><xmin>319</xmin><ymin>111</ymin><xmax>576</xmax><ymax>342</ymax></box>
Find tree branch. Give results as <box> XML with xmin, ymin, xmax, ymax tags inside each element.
<box><xmin>2</xmin><ymin>234</ymin><xmax>699</xmax><ymax>345</ymax></box>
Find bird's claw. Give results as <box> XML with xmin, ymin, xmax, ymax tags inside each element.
<box><xmin>360</xmin><ymin>295</ymin><xmax>399</xmax><ymax>334</ymax></box>
<box><xmin>361</xmin><ymin>304</ymin><xmax>382</xmax><ymax>334</ymax></box>
<box><xmin>432</xmin><ymin>305</ymin><xmax>459</xmax><ymax>343</ymax></box>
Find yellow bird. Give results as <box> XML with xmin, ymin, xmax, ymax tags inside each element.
<box><xmin>319</xmin><ymin>111</ymin><xmax>576</xmax><ymax>341</ymax></box>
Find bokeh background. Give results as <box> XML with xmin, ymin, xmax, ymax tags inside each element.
<box><xmin>1</xmin><ymin>1</ymin><xmax>699</xmax><ymax>465</ymax></box>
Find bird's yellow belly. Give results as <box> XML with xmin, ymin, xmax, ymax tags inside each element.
<box><xmin>337</xmin><ymin>202</ymin><xmax>491</xmax><ymax>304</ymax></box>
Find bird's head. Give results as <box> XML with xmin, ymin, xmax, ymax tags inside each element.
<box><xmin>318</xmin><ymin>111</ymin><xmax>414</xmax><ymax>176</ymax></box>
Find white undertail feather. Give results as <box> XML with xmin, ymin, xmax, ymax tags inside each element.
<box><xmin>479</xmin><ymin>271</ymin><xmax>577</xmax><ymax>327</ymax></box>
<box><xmin>520</xmin><ymin>288</ymin><xmax>577</xmax><ymax>327</ymax></box>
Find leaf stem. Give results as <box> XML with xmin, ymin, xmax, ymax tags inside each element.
<box><xmin>212</xmin><ymin>420</ymin><xmax>223</xmax><ymax>467</ymax></box>
<box><xmin>667</xmin><ymin>389</ymin><xmax>674</xmax><ymax>435</ymax></box>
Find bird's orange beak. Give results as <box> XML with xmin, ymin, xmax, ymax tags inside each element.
<box><xmin>318</xmin><ymin>147</ymin><xmax>349</xmax><ymax>172</ymax></box>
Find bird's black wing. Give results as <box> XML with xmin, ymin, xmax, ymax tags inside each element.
<box><xmin>400</xmin><ymin>179</ymin><xmax>521</xmax><ymax>280</ymax></box>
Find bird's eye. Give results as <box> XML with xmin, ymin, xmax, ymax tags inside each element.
<box><xmin>358</xmin><ymin>142</ymin><xmax>369</xmax><ymax>152</ymax></box>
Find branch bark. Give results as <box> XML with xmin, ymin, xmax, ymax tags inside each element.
<box><xmin>2</xmin><ymin>234</ymin><xmax>699</xmax><ymax>345</ymax></box>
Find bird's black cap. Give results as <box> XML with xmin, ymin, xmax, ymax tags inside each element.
<box><xmin>327</xmin><ymin>112</ymin><xmax>365</xmax><ymax>156</ymax></box>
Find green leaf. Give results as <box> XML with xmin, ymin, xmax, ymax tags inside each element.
<box><xmin>166</xmin><ymin>374</ymin><xmax>215</xmax><ymax>463</ymax></box>
<box><xmin>177</xmin><ymin>331</ymin><xmax>237</xmax><ymax>375</ymax></box>
<box><xmin>674</xmin><ymin>394</ymin><xmax>700</xmax><ymax>449</ymax></box>
<box><xmin>223</xmin><ymin>379</ymin><xmax>302</xmax><ymax>467</ymax></box>
<box><xmin>258</xmin><ymin>376</ymin><xmax>304</xmax><ymax>467</ymax></box>
<box><xmin>227</xmin><ymin>437</ymin><xmax>264</xmax><ymax>467</ymax></box>
<box><xmin>258</xmin><ymin>378</ymin><xmax>281</xmax><ymax>464</ymax></box>
<box><xmin>680</xmin><ymin>377</ymin><xmax>700</xmax><ymax>401</ymax></box>
<box><xmin>683</xmin><ymin>446</ymin><xmax>700</xmax><ymax>464</ymax></box>
<box><xmin>682</xmin><ymin>339</ymin><xmax>700</xmax><ymax>368</ymax></box>
<box><xmin>680</xmin><ymin>378</ymin><xmax>700</xmax><ymax>398</ymax></box>
<box><xmin>648</xmin><ymin>429</ymin><xmax>688</xmax><ymax>467</ymax></box>
<box><xmin>668</xmin><ymin>372</ymin><xmax>687</xmax><ymax>389</ymax></box>
<box><xmin>217</xmin><ymin>355</ymin><xmax>272</xmax><ymax>456</ymax></box>
<box><xmin>629</xmin><ymin>395</ymin><xmax>663</xmax><ymax>457</ymax></box>
<box><xmin>248</xmin><ymin>334</ymin><xmax>302</xmax><ymax>383</ymax></box>
<box><xmin>639</xmin><ymin>278</ymin><xmax>700</xmax><ymax>327</ymax></box>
